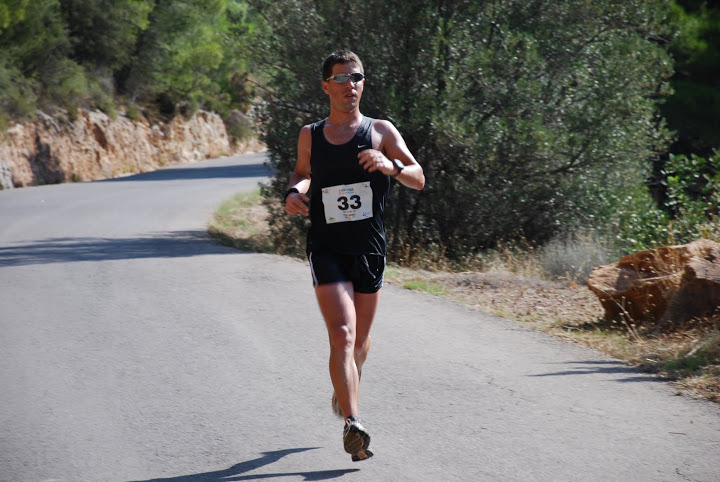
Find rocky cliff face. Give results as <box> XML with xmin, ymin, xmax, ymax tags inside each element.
<box><xmin>0</xmin><ymin>109</ymin><xmax>244</xmax><ymax>189</ymax></box>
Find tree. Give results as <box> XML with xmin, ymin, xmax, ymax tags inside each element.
<box><xmin>123</xmin><ymin>0</ymin><xmax>229</xmax><ymax>113</ymax></box>
<box><xmin>663</xmin><ymin>0</ymin><xmax>720</xmax><ymax>155</ymax></box>
<box><xmin>0</xmin><ymin>0</ymin><xmax>258</xmax><ymax>125</ymax></box>
<box><xmin>0</xmin><ymin>0</ymin><xmax>91</xmax><ymax>114</ymax></box>
<box><xmin>0</xmin><ymin>0</ymin><xmax>30</xmax><ymax>31</ymax></box>
<box><xmin>60</xmin><ymin>0</ymin><xmax>154</xmax><ymax>73</ymax></box>
<box><xmin>249</xmin><ymin>0</ymin><xmax>673</xmax><ymax>260</ymax></box>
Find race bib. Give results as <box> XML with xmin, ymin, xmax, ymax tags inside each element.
<box><xmin>322</xmin><ymin>181</ymin><xmax>374</xmax><ymax>224</ymax></box>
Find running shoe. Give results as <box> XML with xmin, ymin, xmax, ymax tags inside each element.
<box><xmin>343</xmin><ymin>417</ymin><xmax>373</xmax><ymax>462</ymax></box>
<box><xmin>331</xmin><ymin>393</ymin><xmax>343</xmax><ymax>419</ymax></box>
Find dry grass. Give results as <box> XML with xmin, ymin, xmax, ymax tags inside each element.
<box><xmin>208</xmin><ymin>191</ymin><xmax>273</xmax><ymax>253</ymax></box>
<box><xmin>209</xmin><ymin>192</ymin><xmax>720</xmax><ymax>404</ymax></box>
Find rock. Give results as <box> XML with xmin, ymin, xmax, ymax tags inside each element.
<box><xmin>0</xmin><ymin>162</ymin><xmax>13</xmax><ymax>190</ymax></box>
<box><xmin>668</xmin><ymin>251</ymin><xmax>720</xmax><ymax>322</ymax></box>
<box><xmin>0</xmin><ymin>108</ymin><xmax>248</xmax><ymax>187</ymax></box>
<box><xmin>587</xmin><ymin>239</ymin><xmax>720</xmax><ymax>325</ymax></box>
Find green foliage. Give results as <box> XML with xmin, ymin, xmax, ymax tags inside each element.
<box><xmin>0</xmin><ymin>0</ymin><xmax>83</xmax><ymax>113</ymax></box>
<box><xmin>60</xmin><ymin>0</ymin><xmax>153</xmax><ymax>72</ymax></box>
<box><xmin>645</xmin><ymin>4</ymin><xmax>720</xmax><ymax>252</ymax></box>
<box><xmin>668</xmin><ymin>1</ymin><xmax>720</xmax><ymax>84</ymax></box>
<box><xmin>609</xmin><ymin>150</ymin><xmax>720</xmax><ymax>251</ymax></box>
<box><xmin>124</xmin><ymin>0</ymin><xmax>230</xmax><ymax>114</ymax></box>
<box><xmin>663</xmin><ymin>79</ymin><xmax>720</xmax><ymax>150</ymax></box>
<box><xmin>663</xmin><ymin>151</ymin><xmax>720</xmax><ymax>241</ymax></box>
<box><xmin>250</xmin><ymin>0</ymin><xmax>674</xmax><ymax>259</ymax></box>
<box><xmin>0</xmin><ymin>58</ymin><xmax>37</xmax><ymax>119</ymax></box>
<box><xmin>663</xmin><ymin>1</ymin><xmax>720</xmax><ymax>153</ymax></box>
<box><xmin>0</xmin><ymin>0</ymin><xmax>70</xmax><ymax>77</ymax></box>
<box><xmin>0</xmin><ymin>0</ymin><xmax>257</xmax><ymax>121</ymax></box>
<box><xmin>0</xmin><ymin>0</ymin><xmax>30</xmax><ymax>31</ymax></box>
<box><xmin>606</xmin><ymin>186</ymin><xmax>671</xmax><ymax>252</ymax></box>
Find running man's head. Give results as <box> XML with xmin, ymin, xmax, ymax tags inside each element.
<box><xmin>322</xmin><ymin>50</ymin><xmax>364</xmax><ymax>82</ymax></box>
<box><xmin>321</xmin><ymin>50</ymin><xmax>366</xmax><ymax>112</ymax></box>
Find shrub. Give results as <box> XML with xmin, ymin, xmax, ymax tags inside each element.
<box><xmin>249</xmin><ymin>0</ymin><xmax>674</xmax><ymax>259</ymax></box>
<box><xmin>537</xmin><ymin>232</ymin><xmax>616</xmax><ymax>283</ymax></box>
<box><xmin>662</xmin><ymin>151</ymin><xmax>720</xmax><ymax>243</ymax></box>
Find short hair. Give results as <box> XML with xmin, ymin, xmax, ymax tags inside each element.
<box><xmin>321</xmin><ymin>50</ymin><xmax>364</xmax><ymax>81</ymax></box>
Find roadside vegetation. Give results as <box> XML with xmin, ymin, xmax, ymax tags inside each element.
<box><xmin>0</xmin><ymin>0</ymin><xmax>257</xmax><ymax>141</ymax></box>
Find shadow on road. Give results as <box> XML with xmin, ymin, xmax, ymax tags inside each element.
<box><xmin>0</xmin><ymin>230</ymin><xmax>239</xmax><ymax>267</ymax></box>
<box><xmin>129</xmin><ymin>447</ymin><xmax>360</xmax><ymax>481</ymax></box>
<box><xmin>529</xmin><ymin>360</ymin><xmax>664</xmax><ymax>383</ymax></box>
<box><xmin>100</xmin><ymin>162</ymin><xmax>269</xmax><ymax>183</ymax></box>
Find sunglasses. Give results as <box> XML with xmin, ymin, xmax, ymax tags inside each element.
<box><xmin>325</xmin><ymin>72</ymin><xmax>365</xmax><ymax>84</ymax></box>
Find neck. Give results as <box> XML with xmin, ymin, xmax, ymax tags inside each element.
<box><xmin>326</xmin><ymin>109</ymin><xmax>362</xmax><ymax>127</ymax></box>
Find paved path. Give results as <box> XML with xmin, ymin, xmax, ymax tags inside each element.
<box><xmin>1</xmin><ymin>153</ymin><xmax>719</xmax><ymax>481</ymax></box>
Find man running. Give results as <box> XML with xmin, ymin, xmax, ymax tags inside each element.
<box><xmin>284</xmin><ymin>50</ymin><xmax>425</xmax><ymax>462</ymax></box>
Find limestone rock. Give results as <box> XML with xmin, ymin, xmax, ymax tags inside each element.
<box><xmin>0</xmin><ymin>108</ymin><xmax>238</xmax><ymax>188</ymax></box>
<box><xmin>587</xmin><ymin>239</ymin><xmax>720</xmax><ymax>324</ymax></box>
<box><xmin>0</xmin><ymin>162</ymin><xmax>13</xmax><ymax>190</ymax></box>
<box><xmin>668</xmin><ymin>251</ymin><xmax>720</xmax><ymax>322</ymax></box>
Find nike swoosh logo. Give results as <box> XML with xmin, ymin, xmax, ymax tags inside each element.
<box><xmin>358</xmin><ymin>145</ymin><xmax>367</xmax><ymax>149</ymax></box>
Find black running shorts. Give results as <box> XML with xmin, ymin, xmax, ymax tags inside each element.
<box><xmin>308</xmin><ymin>251</ymin><xmax>385</xmax><ymax>294</ymax></box>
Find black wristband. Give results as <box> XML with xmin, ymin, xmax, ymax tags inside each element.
<box><xmin>283</xmin><ymin>187</ymin><xmax>299</xmax><ymax>202</ymax></box>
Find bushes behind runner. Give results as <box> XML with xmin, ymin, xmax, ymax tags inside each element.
<box><xmin>251</xmin><ymin>0</ymin><xmax>678</xmax><ymax>260</ymax></box>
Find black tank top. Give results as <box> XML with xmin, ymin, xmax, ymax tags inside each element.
<box><xmin>307</xmin><ymin>116</ymin><xmax>390</xmax><ymax>255</ymax></box>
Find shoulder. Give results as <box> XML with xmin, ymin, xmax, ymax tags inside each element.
<box><xmin>298</xmin><ymin>124</ymin><xmax>312</xmax><ymax>141</ymax></box>
<box><xmin>370</xmin><ymin>118</ymin><xmax>398</xmax><ymax>136</ymax></box>
<box><xmin>370</xmin><ymin>118</ymin><xmax>404</xmax><ymax>151</ymax></box>
<box><xmin>301</xmin><ymin>118</ymin><xmax>327</xmax><ymax>139</ymax></box>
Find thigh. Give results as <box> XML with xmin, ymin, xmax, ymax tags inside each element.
<box><xmin>315</xmin><ymin>281</ymin><xmax>356</xmax><ymax>332</ymax></box>
<box><xmin>354</xmin><ymin>290</ymin><xmax>380</xmax><ymax>344</ymax></box>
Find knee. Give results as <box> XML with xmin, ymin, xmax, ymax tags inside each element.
<box><xmin>328</xmin><ymin>324</ymin><xmax>354</xmax><ymax>352</ymax></box>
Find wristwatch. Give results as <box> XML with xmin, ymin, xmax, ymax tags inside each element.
<box><xmin>392</xmin><ymin>158</ymin><xmax>404</xmax><ymax>177</ymax></box>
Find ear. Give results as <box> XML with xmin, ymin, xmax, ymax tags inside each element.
<box><xmin>322</xmin><ymin>81</ymin><xmax>330</xmax><ymax>95</ymax></box>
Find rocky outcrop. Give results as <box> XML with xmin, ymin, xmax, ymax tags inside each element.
<box><xmin>0</xmin><ymin>162</ymin><xmax>12</xmax><ymax>189</ymax></box>
<box><xmin>587</xmin><ymin>240</ymin><xmax>720</xmax><ymax>325</ymax></box>
<box><xmin>0</xmin><ymin>108</ymin><xmax>239</xmax><ymax>188</ymax></box>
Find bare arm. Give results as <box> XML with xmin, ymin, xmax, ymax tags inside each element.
<box><xmin>285</xmin><ymin>125</ymin><xmax>312</xmax><ymax>216</ymax></box>
<box><xmin>357</xmin><ymin>119</ymin><xmax>425</xmax><ymax>190</ymax></box>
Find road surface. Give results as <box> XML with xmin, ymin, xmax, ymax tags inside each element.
<box><xmin>1</xmin><ymin>153</ymin><xmax>719</xmax><ymax>481</ymax></box>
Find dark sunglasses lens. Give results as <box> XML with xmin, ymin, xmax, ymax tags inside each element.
<box><xmin>332</xmin><ymin>73</ymin><xmax>363</xmax><ymax>83</ymax></box>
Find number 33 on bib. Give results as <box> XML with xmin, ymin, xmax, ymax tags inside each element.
<box><xmin>322</xmin><ymin>182</ymin><xmax>374</xmax><ymax>224</ymax></box>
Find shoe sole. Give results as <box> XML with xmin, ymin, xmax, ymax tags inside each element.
<box><xmin>344</xmin><ymin>424</ymin><xmax>371</xmax><ymax>457</ymax></box>
<box><xmin>351</xmin><ymin>448</ymin><xmax>374</xmax><ymax>462</ymax></box>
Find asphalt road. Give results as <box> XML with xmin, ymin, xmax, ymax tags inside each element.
<box><xmin>1</xmin><ymin>152</ymin><xmax>719</xmax><ymax>482</ymax></box>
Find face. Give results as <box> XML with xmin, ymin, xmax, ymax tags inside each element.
<box><xmin>322</xmin><ymin>62</ymin><xmax>364</xmax><ymax>112</ymax></box>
